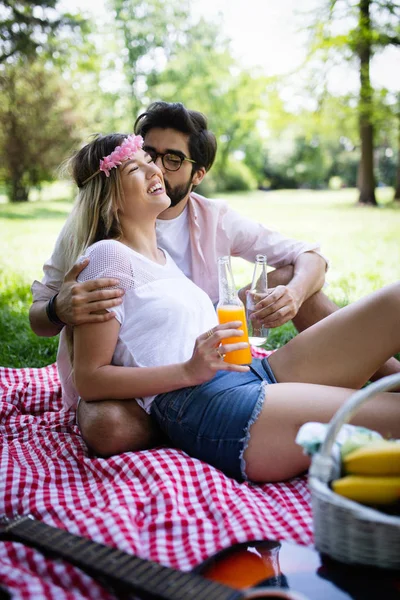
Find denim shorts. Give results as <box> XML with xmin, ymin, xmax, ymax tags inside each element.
<box><xmin>151</xmin><ymin>358</ymin><xmax>277</xmax><ymax>481</ymax></box>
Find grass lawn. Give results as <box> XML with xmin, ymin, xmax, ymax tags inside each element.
<box><xmin>1</xmin><ymin>184</ymin><xmax>399</xmax><ymax>367</ymax></box>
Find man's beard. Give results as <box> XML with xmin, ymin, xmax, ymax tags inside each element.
<box><xmin>165</xmin><ymin>177</ymin><xmax>193</xmax><ymax>207</ymax></box>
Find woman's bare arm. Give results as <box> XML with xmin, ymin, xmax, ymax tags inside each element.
<box><xmin>73</xmin><ymin>317</ymin><xmax>250</xmax><ymax>402</ymax></box>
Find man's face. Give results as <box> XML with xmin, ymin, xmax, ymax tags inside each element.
<box><xmin>143</xmin><ymin>128</ymin><xmax>201</xmax><ymax>208</ymax></box>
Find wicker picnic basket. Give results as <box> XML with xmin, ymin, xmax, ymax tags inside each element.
<box><xmin>309</xmin><ymin>373</ymin><xmax>400</xmax><ymax>570</ymax></box>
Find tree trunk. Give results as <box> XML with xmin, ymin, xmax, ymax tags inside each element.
<box><xmin>9</xmin><ymin>177</ymin><xmax>29</xmax><ymax>202</ymax></box>
<box><xmin>395</xmin><ymin>161</ymin><xmax>400</xmax><ymax>201</ymax></box>
<box><xmin>395</xmin><ymin>96</ymin><xmax>400</xmax><ymax>201</ymax></box>
<box><xmin>217</xmin><ymin>124</ymin><xmax>239</xmax><ymax>184</ymax></box>
<box><xmin>358</xmin><ymin>121</ymin><xmax>376</xmax><ymax>204</ymax></box>
<box><xmin>5</xmin><ymin>72</ymin><xmax>30</xmax><ymax>202</ymax></box>
<box><xmin>357</xmin><ymin>0</ymin><xmax>377</xmax><ymax>206</ymax></box>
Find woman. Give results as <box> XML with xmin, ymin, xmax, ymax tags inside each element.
<box><xmin>62</xmin><ymin>133</ymin><xmax>400</xmax><ymax>483</ymax></box>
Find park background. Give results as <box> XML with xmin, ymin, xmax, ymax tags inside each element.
<box><xmin>1</xmin><ymin>0</ymin><xmax>399</xmax><ymax>367</ymax></box>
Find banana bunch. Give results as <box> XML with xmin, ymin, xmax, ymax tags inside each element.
<box><xmin>332</xmin><ymin>439</ymin><xmax>400</xmax><ymax>506</ymax></box>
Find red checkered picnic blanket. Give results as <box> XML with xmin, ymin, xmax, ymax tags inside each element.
<box><xmin>0</xmin><ymin>352</ymin><xmax>313</xmax><ymax>599</ymax></box>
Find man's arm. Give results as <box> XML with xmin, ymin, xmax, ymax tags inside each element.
<box><xmin>249</xmin><ymin>251</ymin><xmax>327</xmax><ymax>329</ymax></box>
<box><xmin>29</xmin><ymin>259</ymin><xmax>124</xmax><ymax>337</ymax></box>
<box><xmin>29</xmin><ymin>299</ymin><xmax>65</xmax><ymax>337</ymax></box>
<box><xmin>220</xmin><ymin>203</ymin><xmax>328</xmax><ymax>328</ymax></box>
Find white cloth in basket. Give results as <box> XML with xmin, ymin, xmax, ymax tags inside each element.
<box><xmin>296</xmin><ymin>422</ymin><xmax>383</xmax><ymax>479</ymax></box>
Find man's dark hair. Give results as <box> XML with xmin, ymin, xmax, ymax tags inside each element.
<box><xmin>134</xmin><ymin>102</ymin><xmax>217</xmax><ymax>172</ymax></box>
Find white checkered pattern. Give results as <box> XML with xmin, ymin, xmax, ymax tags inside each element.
<box><xmin>0</xmin><ymin>353</ymin><xmax>313</xmax><ymax>599</ymax></box>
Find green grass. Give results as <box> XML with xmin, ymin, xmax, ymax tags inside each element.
<box><xmin>225</xmin><ymin>187</ymin><xmax>400</xmax><ymax>303</ymax></box>
<box><xmin>0</xmin><ymin>183</ymin><xmax>74</xmax><ymax>367</ymax></box>
<box><xmin>1</xmin><ymin>185</ymin><xmax>399</xmax><ymax>367</ymax></box>
<box><xmin>0</xmin><ymin>271</ymin><xmax>59</xmax><ymax>367</ymax></box>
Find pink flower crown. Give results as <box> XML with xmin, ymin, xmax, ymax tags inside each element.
<box><xmin>82</xmin><ymin>134</ymin><xmax>144</xmax><ymax>185</ymax></box>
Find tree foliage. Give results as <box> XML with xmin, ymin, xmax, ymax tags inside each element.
<box><xmin>0</xmin><ymin>59</ymin><xmax>83</xmax><ymax>201</ymax></box>
<box><xmin>0</xmin><ymin>0</ymin><xmax>85</xmax><ymax>63</ymax></box>
<box><xmin>395</xmin><ymin>95</ymin><xmax>400</xmax><ymax>200</ymax></box>
<box><xmin>1</xmin><ymin>1</ymin><xmax>398</xmax><ymax>200</ymax></box>
<box><xmin>146</xmin><ymin>17</ymin><xmax>269</xmax><ymax>189</ymax></box>
<box><xmin>112</xmin><ymin>0</ymin><xmax>190</xmax><ymax>119</ymax></box>
<box><xmin>307</xmin><ymin>0</ymin><xmax>400</xmax><ymax>205</ymax></box>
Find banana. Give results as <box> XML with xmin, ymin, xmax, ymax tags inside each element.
<box><xmin>332</xmin><ymin>475</ymin><xmax>400</xmax><ymax>505</ymax></box>
<box><xmin>343</xmin><ymin>441</ymin><xmax>400</xmax><ymax>476</ymax></box>
<box><xmin>340</xmin><ymin>431</ymin><xmax>383</xmax><ymax>460</ymax></box>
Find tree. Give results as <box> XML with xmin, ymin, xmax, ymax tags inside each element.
<box><xmin>110</xmin><ymin>5</ymin><xmax>269</xmax><ymax>188</ymax></box>
<box><xmin>259</xmin><ymin>87</ymin><xmax>361</xmax><ymax>189</ymax></box>
<box><xmin>112</xmin><ymin>0</ymin><xmax>190</xmax><ymax>120</ymax></box>
<box><xmin>0</xmin><ymin>59</ymin><xmax>83</xmax><ymax>201</ymax></box>
<box><xmin>147</xmin><ymin>18</ymin><xmax>269</xmax><ymax>188</ymax></box>
<box><xmin>308</xmin><ymin>0</ymin><xmax>400</xmax><ymax>205</ymax></box>
<box><xmin>395</xmin><ymin>94</ymin><xmax>400</xmax><ymax>200</ymax></box>
<box><xmin>356</xmin><ymin>0</ymin><xmax>376</xmax><ymax>204</ymax></box>
<box><xmin>0</xmin><ymin>0</ymin><xmax>84</xmax><ymax>63</ymax></box>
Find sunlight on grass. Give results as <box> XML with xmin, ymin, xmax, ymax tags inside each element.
<box><xmin>224</xmin><ymin>188</ymin><xmax>400</xmax><ymax>304</ymax></box>
<box><xmin>0</xmin><ymin>180</ymin><xmax>73</xmax><ymax>204</ymax></box>
<box><xmin>1</xmin><ymin>198</ymin><xmax>73</xmax><ymax>281</ymax></box>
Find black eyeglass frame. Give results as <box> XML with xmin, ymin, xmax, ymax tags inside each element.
<box><xmin>143</xmin><ymin>148</ymin><xmax>197</xmax><ymax>172</ymax></box>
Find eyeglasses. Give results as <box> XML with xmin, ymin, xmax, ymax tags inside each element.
<box><xmin>144</xmin><ymin>148</ymin><xmax>196</xmax><ymax>172</ymax></box>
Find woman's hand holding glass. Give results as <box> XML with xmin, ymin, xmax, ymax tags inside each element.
<box><xmin>183</xmin><ymin>322</ymin><xmax>250</xmax><ymax>386</ymax></box>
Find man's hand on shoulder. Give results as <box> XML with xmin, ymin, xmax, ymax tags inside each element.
<box><xmin>56</xmin><ymin>259</ymin><xmax>124</xmax><ymax>326</ymax></box>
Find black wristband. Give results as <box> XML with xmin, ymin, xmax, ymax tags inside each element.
<box><xmin>46</xmin><ymin>294</ymin><xmax>65</xmax><ymax>328</ymax></box>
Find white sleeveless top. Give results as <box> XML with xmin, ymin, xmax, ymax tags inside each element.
<box><xmin>78</xmin><ymin>239</ymin><xmax>218</xmax><ymax>413</ymax></box>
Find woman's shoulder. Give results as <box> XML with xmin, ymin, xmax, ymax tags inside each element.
<box><xmin>84</xmin><ymin>239</ymin><xmax>133</xmax><ymax>262</ymax></box>
<box><xmin>78</xmin><ymin>239</ymin><xmax>133</xmax><ymax>283</ymax></box>
<box><xmin>85</xmin><ymin>238</ymin><xmax>124</xmax><ymax>253</ymax></box>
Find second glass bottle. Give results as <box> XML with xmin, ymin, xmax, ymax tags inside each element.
<box><xmin>246</xmin><ymin>254</ymin><xmax>269</xmax><ymax>347</ymax></box>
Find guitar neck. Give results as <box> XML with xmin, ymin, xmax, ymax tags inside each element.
<box><xmin>4</xmin><ymin>517</ymin><xmax>242</xmax><ymax>600</ymax></box>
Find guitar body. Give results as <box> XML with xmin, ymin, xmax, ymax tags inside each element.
<box><xmin>197</xmin><ymin>539</ymin><xmax>400</xmax><ymax>600</ymax></box>
<box><xmin>1</xmin><ymin>516</ymin><xmax>399</xmax><ymax>599</ymax></box>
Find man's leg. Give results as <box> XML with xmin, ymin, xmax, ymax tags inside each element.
<box><xmin>268</xmin><ymin>266</ymin><xmax>400</xmax><ymax>382</ymax></box>
<box><xmin>77</xmin><ymin>398</ymin><xmax>165</xmax><ymax>456</ymax></box>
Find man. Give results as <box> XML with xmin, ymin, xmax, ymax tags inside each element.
<box><xmin>29</xmin><ymin>101</ymin><xmax>399</xmax><ymax>456</ymax></box>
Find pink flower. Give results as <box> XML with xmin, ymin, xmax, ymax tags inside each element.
<box><xmin>99</xmin><ymin>135</ymin><xmax>143</xmax><ymax>177</ymax></box>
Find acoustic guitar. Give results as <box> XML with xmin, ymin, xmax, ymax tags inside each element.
<box><xmin>1</xmin><ymin>515</ymin><xmax>399</xmax><ymax>599</ymax></box>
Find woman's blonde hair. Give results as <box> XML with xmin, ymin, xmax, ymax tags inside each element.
<box><xmin>61</xmin><ymin>133</ymin><xmax>131</xmax><ymax>365</ymax></box>
<box><xmin>62</xmin><ymin>133</ymin><xmax>129</xmax><ymax>272</ymax></box>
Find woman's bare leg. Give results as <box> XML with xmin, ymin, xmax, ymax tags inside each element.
<box><xmin>244</xmin><ymin>382</ymin><xmax>400</xmax><ymax>483</ymax></box>
<box><xmin>268</xmin><ymin>282</ymin><xmax>400</xmax><ymax>389</ymax></box>
<box><xmin>266</xmin><ymin>271</ymin><xmax>400</xmax><ymax>382</ymax></box>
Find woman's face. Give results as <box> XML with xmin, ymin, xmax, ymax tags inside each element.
<box><xmin>118</xmin><ymin>149</ymin><xmax>171</xmax><ymax>217</ymax></box>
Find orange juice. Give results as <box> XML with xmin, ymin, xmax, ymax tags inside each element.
<box><xmin>217</xmin><ymin>305</ymin><xmax>252</xmax><ymax>365</ymax></box>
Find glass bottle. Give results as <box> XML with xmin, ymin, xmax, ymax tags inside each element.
<box><xmin>246</xmin><ymin>254</ymin><xmax>269</xmax><ymax>346</ymax></box>
<box><xmin>216</xmin><ymin>256</ymin><xmax>252</xmax><ymax>365</ymax></box>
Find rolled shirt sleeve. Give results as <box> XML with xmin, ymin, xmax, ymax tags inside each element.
<box><xmin>221</xmin><ymin>206</ymin><xmax>328</xmax><ymax>270</ymax></box>
<box><xmin>31</xmin><ymin>223</ymin><xmax>69</xmax><ymax>302</ymax></box>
